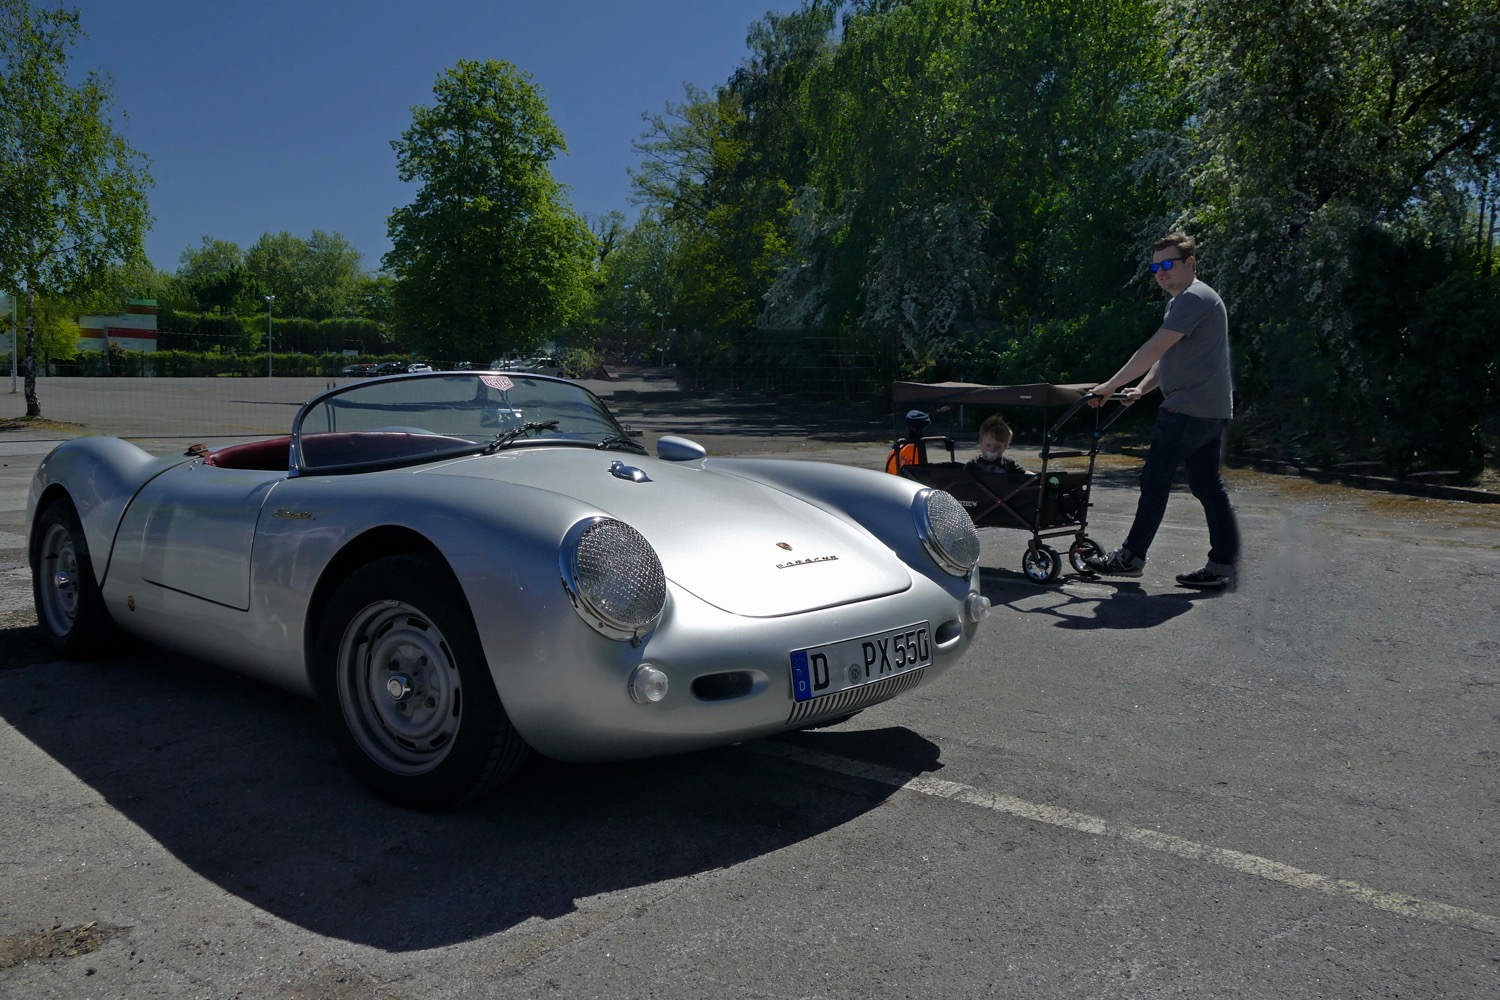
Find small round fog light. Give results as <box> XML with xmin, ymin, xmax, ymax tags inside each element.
<box><xmin>966</xmin><ymin>592</ymin><xmax>992</xmax><ymax>623</ymax></box>
<box><xmin>629</xmin><ymin>664</ymin><xmax>670</xmax><ymax>704</ymax></box>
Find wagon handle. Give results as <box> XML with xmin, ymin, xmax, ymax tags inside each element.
<box><xmin>1047</xmin><ymin>392</ymin><xmax>1132</xmax><ymax>449</ymax></box>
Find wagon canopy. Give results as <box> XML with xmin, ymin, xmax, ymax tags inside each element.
<box><xmin>891</xmin><ymin>381</ymin><xmax>1093</xmax><ymax>409</ymax></box>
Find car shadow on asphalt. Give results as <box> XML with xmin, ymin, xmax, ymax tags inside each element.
<box><xmin>978</xmin><ymin>568</ymin><xmax>1217</xmax><ymax>630</ymax></box>
<box><xmin>0</xmin><ymin>639</ymin><xmax>939</xmax><ymax>952</ymax></box>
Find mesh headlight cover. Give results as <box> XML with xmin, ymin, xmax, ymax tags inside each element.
<box><xmin>564</xmin><ymin>518</ymin><xmax>667</xmax><ymax>639</ymax></box>
<box><xmin>917</xmin><ymin>488</ymin><xmax>981</xmax><ymax>576</ymax></box>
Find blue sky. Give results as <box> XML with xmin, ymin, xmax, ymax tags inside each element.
<box><xmin>71</xmin><ymin>1</ymin><xmax>800</xmax><ymax>274</ymax></box>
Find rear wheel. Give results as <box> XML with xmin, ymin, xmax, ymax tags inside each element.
<box><xmin>1022</xmin><ymin>544</ymin><xmax>1062</xmax><ymax>584</ymax></box>
<box><xmin>316</xmin><ymin>554</ymin><xmax>529</xmax><ymax>808</ymax></box>
<box><xmin>31</xmin><ymin>498</ymin><xmax>117</xmax><ymax>658</ymax></box>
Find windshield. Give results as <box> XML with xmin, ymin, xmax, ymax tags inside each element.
<box><xmin>291</xmin><ymin>372</ymin><xmax>634</xmax><ymax>474</ymax></box>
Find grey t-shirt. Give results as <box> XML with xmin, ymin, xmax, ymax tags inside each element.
<box><xmin>1158</xmin><ymin>279</ymin><xmax>1233</xmax><ymax>419</ymax></box>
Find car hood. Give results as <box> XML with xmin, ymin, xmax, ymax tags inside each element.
<box><xmin>427</xmin><ymin>449</ymin><xmax>912</xmax><ymax>617</ymax></box>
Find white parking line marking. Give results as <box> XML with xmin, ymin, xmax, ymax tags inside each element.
<box><xmin>752</xmin><ymin>742</ymin><xmax>1499</xmax><ymax>936</ymax></box>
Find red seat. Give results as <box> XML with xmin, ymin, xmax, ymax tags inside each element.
<box><xmin>202</xmin><ymin>436</ymin><xmax>293</xmax><ymax>471</ymax></box>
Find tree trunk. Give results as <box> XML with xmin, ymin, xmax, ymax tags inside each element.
<box><xmin>23</xmin><ymin>284</ymin><xmax>41</xmax><ymax>418</ymax></box>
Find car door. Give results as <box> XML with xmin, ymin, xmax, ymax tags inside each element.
<box><xmin>112</xmin><ymin>462</ymin><xmax>284</xmax><ymax>611</ymax></box>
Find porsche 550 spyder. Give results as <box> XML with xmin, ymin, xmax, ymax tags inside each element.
<box><xmin>28</xmin><ymin>372</ymin><xmax>992</xmax><ymax>808</ymax></box>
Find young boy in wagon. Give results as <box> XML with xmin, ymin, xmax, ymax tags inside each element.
<box><xmin>966</xmin><ymin>412</ymin><xmax>1029</xmax><ymax>476</ymax></box>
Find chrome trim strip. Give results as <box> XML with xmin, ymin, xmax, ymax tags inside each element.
<box><xmin>786</xmin><ymin>667</ymin><xmax>926</xmax><ymax>725</ymax></box>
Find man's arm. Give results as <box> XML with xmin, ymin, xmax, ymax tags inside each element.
<box><xmin>1091</xmin><ymin>327</ymin><xmax>1183</xmax><ymax>398</ymax></box>
<box><xmin>1118</xmin><ymin>361</ymin><xmax>1161</xmax><ymax>405</ymax></box>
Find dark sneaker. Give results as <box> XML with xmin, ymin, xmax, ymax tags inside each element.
<box><xmin>1176</xmin><ymin>567</ymin><xmax>1234</xmax><ymax>590</ymax></box>
<box><xmin>1083</xmin><ymin>547</ymin><xmax>1144</xmax><ymax>577</ymax></box>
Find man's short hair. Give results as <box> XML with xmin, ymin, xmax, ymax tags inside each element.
<box><xmin>978</xmin><ymin>412</ymin><xmax>1013</xmax><ymax>447</ymax></box>
<box><xmin>1150</xmin><ymin>231</ymin><xmax>1197</xmax><ymax>259</ymax></box>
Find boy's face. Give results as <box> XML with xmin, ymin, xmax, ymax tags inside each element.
<box><xmin>979</xmin><ymin>433</ymin><xmax>1006</xmax><ymax>461</ymax></box>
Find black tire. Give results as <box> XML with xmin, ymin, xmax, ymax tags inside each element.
<box><xmin>1022</xmin><ymin>544</ymin><xmax>1062</xmax><ymax>584</ymax></box>
<box><xmin>315</xmin><ymin>554</ymin><xmax>530</xmax><ymax>808</ymax></box>
<box><xmin>31</xmin><ymin>497</ymin><xmax>118</xmax><ymax>658</ymax></box>
<box><xmin>1069</xmin><ymin>536</ymin><xmax>1104</xmax><ymax>574</ymax></box>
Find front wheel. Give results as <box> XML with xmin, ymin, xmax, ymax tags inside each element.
<box><xmin>1069</xmin><ymin>536</ymin><xmax>1104</xmax><ymax>574</ymax></box>
<box><xmin>315</xmin><ymin>554</ymin><xmax>529</xmax><ymax>808</ymax></box>
<box><xmin>1022</xmin><ymin>544</ymin><xmax>1062</xmax><ymax>584</ymax></box>
<box><xmin>31</xmin><ymin>498</ymin><xmax>117</xmax><ymax>658</ymax></box>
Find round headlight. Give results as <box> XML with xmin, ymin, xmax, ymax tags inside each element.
<box><xmin>915</xmin><ymin>488</ymin><xmax>981</xmax><ymax>577</ymax></box>
<box><xmin>561</xmin><ymin>517</ymin><xmax>667</xmax><ymax>640</ymax></box>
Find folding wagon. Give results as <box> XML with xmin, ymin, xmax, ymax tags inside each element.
<box><xmin>888</xmin><ymin>381</ymin><xmax>1131</xmax><ymax>583</ymax></box>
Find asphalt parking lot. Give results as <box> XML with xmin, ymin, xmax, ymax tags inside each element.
<box><xmin>1</xmin><ymin>376</ymin><xmax>1496</xmax><ymax>999</ymax></box>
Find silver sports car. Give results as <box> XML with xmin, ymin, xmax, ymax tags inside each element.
<box><xmin>28</xmin><ymin>373</ymin><xmax>992</xmax><ymax>808</ymax></box>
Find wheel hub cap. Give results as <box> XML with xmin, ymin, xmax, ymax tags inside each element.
<box><xmin>338</xmin><ymin>602</ymin><xmax>462</xmax><ymax>776</ymax></box>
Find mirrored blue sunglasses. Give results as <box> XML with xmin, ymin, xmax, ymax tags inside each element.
<box><xmin>1149</xmin><ymin>256</ymin><xmax>1186</xmax><ymax>273</ymax></box>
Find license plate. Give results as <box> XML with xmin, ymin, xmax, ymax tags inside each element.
<box><xmin>790</xmin><ymin>623</ymin><xmax>932</xmax><ymax>703</ymax></box>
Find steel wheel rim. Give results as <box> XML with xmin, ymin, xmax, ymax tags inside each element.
<box><xmin>38</xmin><ymin>523</ymin><xmax>81</xmax><ymax>634</ymax></box>
<box><xmin>335</xmin><ymin>599</ymin><xmax>462</xmax><ymax>775</ymax></box>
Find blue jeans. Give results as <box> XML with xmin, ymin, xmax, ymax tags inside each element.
<box><xmin>1123</xmin><ymin>409</ymin><xmax>1239</xmax><ymax>569</ymax></box>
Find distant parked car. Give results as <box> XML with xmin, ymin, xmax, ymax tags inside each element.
<box><xmin>373</xmin><ymin>361</ymin><xmax>433</xmax><ymax>376</ymax></box>
<box><xmin>491</xmin><ymin>356</ymin><xmax>562</xmax><ymax>376</ymax></box>
<box><xmin>339</xmin><ymin>363</ymin><xmax>378</xmax><ymax>377</ymax></box>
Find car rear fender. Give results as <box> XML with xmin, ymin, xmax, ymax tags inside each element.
<box><xmin>28</xmin><ymin>437</ymin><xmax>187</xmax><ymax>586</ymax></box>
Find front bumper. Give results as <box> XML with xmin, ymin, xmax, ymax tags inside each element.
<box><xmin>482</xmin><ymin>570</ymin><xmax>984</xmax><ymax>761</ymax></box>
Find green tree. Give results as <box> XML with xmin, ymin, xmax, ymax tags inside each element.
<box><xmin>353</xmin><ymin>272</ymin><xmax>396</xmax><ymax>328</ymax></box>
<box><xmin>71</xmin><ymin>255</ymin><xmax>170</xmax><ymax>313</ymax></box>
<box><xmin>384</xmin><ymin>59</ymin><xmax>595</xmax><ymax>360</ymax></box>
<box><xmin>244</xmin><ymin>229</ymin><xmax>363</xmax><ymax>320</ymax></box>
<box><xmin>588</xmin><ymin>210</ymin><xmax>629</xmax><ymax>265</ymax></box>
<box><xmin>176</xmin><ymin>236</ymin><xmax>259</xmax><ymax>314</ymax></box>
<box><xmin>0</xmin><ymin>0</ymin><xmax>152</xmax><ymax>416</ymax></box>
<box><xmin>15</xmin><ymin>291</ymin><xmax>79</xmax><ymax>364</ymax></box>
<box><xmin>592</xmin><ymin>210</ymin><xmax>679</xmax><ymax>354</ymax></box>
<box><xmin>629</xmin><ymin>6</ymin><xmax>835</xmax><ymax>342</ymax></box>
<box><xmin>1166</xmin><ymin>0</ymin><xmax>1500</xmax><ymax>319</ymax></box>
<box><xmin>631</xmin><ymin>84</ymin><xmax>750</xmax><ymax>341</ymax></box>
<box><xmin>1166</xmin><ymin>0</ymin><xmax>1500</xmax><ymax>468</ymax></box>
<box><xmin>769</xmin><ymin>0</ymin><xmax>1176</xmax><ymax>373</ymax></box>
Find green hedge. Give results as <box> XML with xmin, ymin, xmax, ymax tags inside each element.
<box><xmin>50</xmin><ymin>350</ymin><xmax>416</xmax><ymax>377</ymax></box>
<box><xmin>156</xmin><ymin>310</ymin><xmax>394</xmax><ymax>355</ymax></box>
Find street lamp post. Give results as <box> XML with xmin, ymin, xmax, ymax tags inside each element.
<box><xmin>265</xmin><ymin>295</ymin><xmax>274</xmax><ymax>378</ymax></box>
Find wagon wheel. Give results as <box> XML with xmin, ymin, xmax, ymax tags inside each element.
<box><xmin>31</xmin><ymin>497</ymin><xmax>118</xmax><ymax>658</ymax></box>
<box><xmin>1021</xmin><ymin>544</ymin><xmax>1062</xmax><ymax>584</ymax></box>
<box><xmin>316</xmin><ymin>554</ymin><xmax>530</xmax><ymax>808</ymax></box>
<box><xmin>1069</xmin><ymin>536</ymin><xmax>1104</xmax><ymax>574</ymax></box>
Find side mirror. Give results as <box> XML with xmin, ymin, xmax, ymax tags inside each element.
<box><xmin>656</xmin><ymin>435</ymin><xmax>707</xmax><ymax>462</ymax></box>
